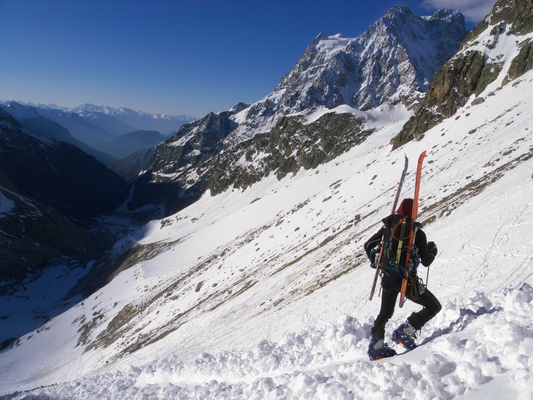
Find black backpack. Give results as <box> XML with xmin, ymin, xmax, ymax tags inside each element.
<box><xmin>380</xmin><ymin>214</ymin><xmax>420</xmax><ymax>277</ymax></box>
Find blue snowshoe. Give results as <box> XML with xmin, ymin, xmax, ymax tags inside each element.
<box><xmin>392</xmin><ymin>321</ymin><xmax>418</xmax><ymax>350</ymax></box>
<box><xmin>368</xmin><ymin>335</ymin><xmax>397</xmax><ymax>360</ymax></box>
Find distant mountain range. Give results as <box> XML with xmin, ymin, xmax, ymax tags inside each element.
<box><xmin>0</xmin><ymin>102</ymin><xmax>194</xmax><ymax>281</ymax></box>
<box><xmin>0</xmin><ymin>101</ymin><xmax>196</xmax><ymax>161</ymax></box>
<box><xmin>70</xmin><ymin>103</ymin><xmax>195</xmax><ymax>137</ymax></box>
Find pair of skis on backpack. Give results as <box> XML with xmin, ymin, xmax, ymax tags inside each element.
<box><xmin>369</xmin><ymin>151</ymin><xmax>426</xmax><ymax>307</ymax></box>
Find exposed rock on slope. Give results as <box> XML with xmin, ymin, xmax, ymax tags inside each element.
<box><xmin>0</xmin><ymin>186</ymin><xmax>96</xmax><ymax>283</ymax></box>
<box><xmin>208</xmin><ymin>113</ymin><xmax>369</xmax><ymax>195</ymax></box>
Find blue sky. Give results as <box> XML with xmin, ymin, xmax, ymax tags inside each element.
<box><xmin>0</xmin><ymin>0</ymin><xmax>496</xmax><ymax>117</ymax></box>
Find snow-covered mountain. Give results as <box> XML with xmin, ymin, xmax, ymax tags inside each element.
<box><xmin>118</xmin><ymin>6</ymin><xmax>467</xmax><ymax>218</ymax></box>
<box><xmin>273</xmin><ymin>7</ymin><xmax>466</xmax><ymax>113</ymax></box>
<box><xmin>394</xmin><ymin>0</ymin><xmax>533</xmax><ymax>147</ymax></box>
<box><xmin>1</xmin><ymin>0</ymin><xmax>533</xmax><ymax>398</ymax></box>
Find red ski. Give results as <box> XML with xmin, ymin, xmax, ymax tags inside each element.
<box><xmin>399</xmin><ymin>151</ymin><xmax>426</xmax><ymax>308</ymax></box>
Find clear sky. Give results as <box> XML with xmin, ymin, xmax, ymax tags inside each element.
<box><xmin>0</xmin><ymin>0</ymin><xmax>496</xmax><ymax>117</ymax></box>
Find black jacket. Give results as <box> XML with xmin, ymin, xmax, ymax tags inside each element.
<box><xmin>364</xmin><ymin>215</ymin><xmax>435</xmax><ymax>268</ymax></box>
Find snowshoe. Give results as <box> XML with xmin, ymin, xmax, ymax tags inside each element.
<box><xmin>392</xmin><ymin>321</ymin><xmax>417</xmax><ymax>350</ymax></box>
<box><xmin>368</xmin><ymin>335</ymin><xmax>397</xmax><ymax>360</ymax></box>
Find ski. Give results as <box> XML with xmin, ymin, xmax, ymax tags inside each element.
<box><xmin>369</xmin><ymin>154</ymin><xmax>408</xmax><ymax>300</ymax></box>
<box><xmin>399</xmin><ymin>150</ymin><xmax>426</xmax><ymax>307</ymax></box>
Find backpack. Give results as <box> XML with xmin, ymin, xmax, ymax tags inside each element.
<box><xmin>379</xmin><ymin>214</ymin><xmax>420</xmax><ymax>278</ymax></box>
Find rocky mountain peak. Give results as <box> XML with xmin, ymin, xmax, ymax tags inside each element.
<box><xmin>428</xmin><ymin>8</ymin><xmax>463</xmax><ymax>22</ymax></box>
<box><xmin>393</xmin><ymin>0</ymin><xmax>533</xmax><ymax>148</ymax></box>
<box><xmin>272</xmin><ymin>6</ymin><xmax>466</xmax><ymax>115</ymax></box>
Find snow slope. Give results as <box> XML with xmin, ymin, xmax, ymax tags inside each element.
<box><xmin>1</xmin><ymin>60</ymin><xmax>532</xmax><ymax>399</ymax></box>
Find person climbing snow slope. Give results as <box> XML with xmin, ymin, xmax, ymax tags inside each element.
<box><xmin>364</xmin><ymin>198</ymin><xmax>440</xmax><ymax>360</ymax></box>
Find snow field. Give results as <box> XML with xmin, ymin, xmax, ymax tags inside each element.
<box><xmin>7</xmin><ymin>284</ymin><xmax>532</xmax><ymax>400</ymax></box>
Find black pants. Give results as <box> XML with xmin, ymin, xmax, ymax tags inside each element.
<box><xmin>371</xmin><ymin>274</ymin><xmax>441</xmax><ymax>340</ymax></box>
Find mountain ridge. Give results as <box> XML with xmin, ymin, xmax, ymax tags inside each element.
<box><xmin>0</xmin><ymin>101</ymin><xmax>196</xmax><ymax>160</ymax></box>
<box><xmin>71</xmin><ymin>103</ymin><xmax>196</xmax><ymax>136</ymax></box>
